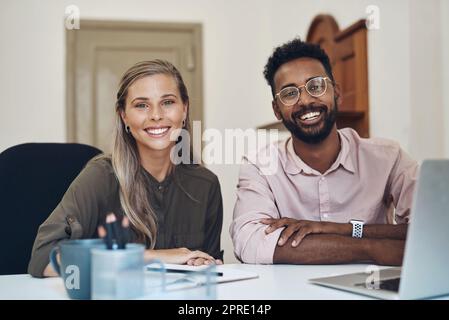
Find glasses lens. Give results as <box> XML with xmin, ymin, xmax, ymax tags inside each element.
<box><xmin>279</xmin><ymin>87</ymin><xmax>299</xmax><ymax>105</ymax></box>
<box><xmin>306</xmin><ymin>77</ymin><xmax>326</xmax><ymax>97</ymax></box>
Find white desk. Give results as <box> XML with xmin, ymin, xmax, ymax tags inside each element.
<box><xmin>1</xmin><ymin>264</ymin><xmax>448</xmax><ymax>300</ymax></box>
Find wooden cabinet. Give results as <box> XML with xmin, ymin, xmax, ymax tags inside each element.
<box><xmin>307</xmin><ymin>15</ymin><xmax>369</xmax><ymax>137</ymax></box>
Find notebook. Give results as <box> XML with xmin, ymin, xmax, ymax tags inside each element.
<box><xmin>145</xmin><ymin>263</ymin><xmax>259</xmax><ymax>291</ymax></box>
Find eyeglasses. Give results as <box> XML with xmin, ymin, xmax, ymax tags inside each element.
<box><xmin>275</xmin><ymin>76</ymin><xmax>332</xmax><ymax>106</ymax></box>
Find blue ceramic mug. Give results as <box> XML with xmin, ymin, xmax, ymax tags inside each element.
<box><xmin>49</xmin><ymin>239</ymin><xmax>105</xmax><ymax>299</ymax></box>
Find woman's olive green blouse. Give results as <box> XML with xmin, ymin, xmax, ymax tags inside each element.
<box><xmin>28</xmin><ymin>157</ymin><xmax>223</xmax><ymax>277</ymax></box>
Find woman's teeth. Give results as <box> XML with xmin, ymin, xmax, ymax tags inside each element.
<box><xmin>145</xmin><ymin>127</ymin><xmax>169</xmax><ymax>135</ymax></box>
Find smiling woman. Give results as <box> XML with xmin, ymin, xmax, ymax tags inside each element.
<box><xmin>28</xmin><ymin>60</ymin><xmax>224</xmax><ymax>278</ymax></box>
<box><xmin>122</xmin><ymin>73</ymin><xmax>187</xmax><ymax>154</ymax></box>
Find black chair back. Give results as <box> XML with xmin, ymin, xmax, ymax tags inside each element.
<box><xmin>0</xmin><ymin>143</ymin><xmax>102</xmax><ymax>275</ymax></box>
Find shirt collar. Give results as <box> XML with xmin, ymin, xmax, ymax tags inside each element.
<box><xmin>142</xmin><ymin>166</ymin><xmax>174</xmax><ymax>188</ymax></box>
<box><xmin>337</xmin><ymin>130</ymin><xmax>356</xmax><ymax>174</ymax></box>
<box><xmin>284</xmin><ymin>130</ymin><xmax>356</xmax><ymax>176</ymax></box>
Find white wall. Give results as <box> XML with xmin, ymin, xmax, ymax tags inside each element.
<box><xmin>409</xmin><ymin>0</ymin><xmax>444</xmax><ymax>161</ymax></box>
<box><xmin>1</xmin><ymin>1</ymin><xmax>66</xmax><ymax>148</ymax></box>
<box><xmin>442</xmin><ymin>0</ymin><xmax>449</xmax><ymax>158</ymax></box>
<box><xmin>1</xmin><ymin>0</ymin><xmax>447</xmax><ymax>263</ymax></box>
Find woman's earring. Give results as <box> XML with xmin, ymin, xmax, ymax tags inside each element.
<box><xmin>125</xmin><ymin>125</ymin><xmax>130</xmax><ymax>133</ymax></box>
<box><xmin>182</xmin><ymin>119</ymin><xmax>186</xmax><ymax>128</ymax></box>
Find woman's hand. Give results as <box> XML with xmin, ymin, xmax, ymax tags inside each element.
<box><xmin>144</xmin><ymin>247</ymin><xmax>216</xmax><ymax>265</ymax></box>
<box><xmin>43</xmin><ymin>263</ymin><xmax>59</xmax><ymax>277</ymax></box>
<box><xmin>187</xmin><ymin>258</ymin><xmax>223</xmax><ymax>266</ymax></box>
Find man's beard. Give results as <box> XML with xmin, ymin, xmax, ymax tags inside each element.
<box><xmin>281</xmin><ymin>98</ymin><xmax>338</xmax><ymax>144</ymax></box>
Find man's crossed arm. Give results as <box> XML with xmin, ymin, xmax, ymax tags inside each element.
<box><xmin>262</xmin><ymin>218</ymin><xmax>407</xmax><ymax>266</ymax></box>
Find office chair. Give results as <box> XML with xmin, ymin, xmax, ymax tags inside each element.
<box><xmin>0</xmin><ymin>143</ymin><xmax>102</xmax><ymax>275</ymax></box>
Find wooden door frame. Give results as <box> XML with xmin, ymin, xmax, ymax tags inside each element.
<box><xmin>66</xmin><ymin>20</ymin><xmax>203</xmax><ymax>142</ymax></box>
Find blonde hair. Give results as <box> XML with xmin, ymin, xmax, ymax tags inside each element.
<box><xmin>112</xmin><ymin>60</ymin><xmax>191</xmax><ymax>247</ymax></box>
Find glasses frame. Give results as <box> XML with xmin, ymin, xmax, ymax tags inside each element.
<box><xmin>275</xmin><ymin>76</ymin><xmax>332</xmax><ymax>106</ymax></box>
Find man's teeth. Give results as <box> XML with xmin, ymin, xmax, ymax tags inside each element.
<box><xmin>300</xmin><ymin>111</ymin><xmax>321</xmax><ymax>121</ymax></box>
<box><xmin>146</xmin><ymin>127</ymin><xmax>169</xmax><ymax>135</ymax></box>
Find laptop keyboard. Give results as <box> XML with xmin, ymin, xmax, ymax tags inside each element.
<box><xmin>378</xmin><ymin>277</ymin><xmax>400</xmax><ymax>292</ymax></box>
<box><xmin>355</xmin><ymin>277</ymin><xmax>401</xmax><ymax>292</ymax></box>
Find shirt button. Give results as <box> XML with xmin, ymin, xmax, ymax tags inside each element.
<box><xmin>320</xmin><ymin>177</ymin><xmax>325</xmax><ymax>181</ymax></box>
<box><xmin>158</xmin><ymin>185</ymin><xmax>163</xmax><ymax>191</ymax></box>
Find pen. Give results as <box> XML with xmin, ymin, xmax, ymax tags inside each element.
<box><xmin>104</xmin><ymin>213</ymin><xmax>114</xmax><ymax>250</ymax></box>
<box><xmin>121</xmin><ymin>216</ymin><xmax>130</xmax><ymax>249</ymax></box>
<box><xmin>109</xmin><ymin>214</ymin><xmax>125</xmax><ymax>249</ymax></box>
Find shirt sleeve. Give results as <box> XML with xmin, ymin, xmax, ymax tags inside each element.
<box><xmin>388</xmin><ymin>148</ymin><xmax>419</xmax><ymax>224</ymax></box>
<box><xmin>230</xmin><ymin>157</ymin><xmax>283</xmax><ymax>264</ymax></box>
<box><xmin>203</xmin><ymin>175</ymin><xmax>224</xmax><ymax>260</ymax></box>
<box><xmin>27</xmin><ymin>159</ymin><xmax>113</xmax><ymax>277</ymax></box>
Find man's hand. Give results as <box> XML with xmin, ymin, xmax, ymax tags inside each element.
<box><xmin>261</xmin><ymin>218</ymin><xmax>345</xmax><ymax>247</ymax></box>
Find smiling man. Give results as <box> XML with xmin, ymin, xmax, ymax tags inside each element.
<box><xmin>230</xmin><ymin>38</ymin><xmax>419</xmax><ymax>265</ymax></box>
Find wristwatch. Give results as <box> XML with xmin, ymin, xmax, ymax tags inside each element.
<box><xmin>350</xmin><ymin>219</ymin><xmax>364</xmax><ymax>238</ymax></box>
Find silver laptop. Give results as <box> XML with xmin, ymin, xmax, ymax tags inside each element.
<box><xmin>309</xmin><ymin>159</ymin><xmax>449</xmax><ymax>299</ymax></box>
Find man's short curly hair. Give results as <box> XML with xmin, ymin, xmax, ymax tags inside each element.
<box><xmin>263</xmin><ymin>37</ymin><xmax>335</xmax><ymax>97</ymax></box>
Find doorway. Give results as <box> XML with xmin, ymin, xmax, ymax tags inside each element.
<box><xmin>66</xmin><ymin>20</ymin><xmax>203</xmax><ymax>153</ymax></box>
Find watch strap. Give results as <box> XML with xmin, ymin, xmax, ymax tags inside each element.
<box><xmin>350</xmin><ymin>220</ymin><xmax>364</xmax><ymax>238</ymax></box>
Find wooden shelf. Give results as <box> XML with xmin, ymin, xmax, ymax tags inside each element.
<box><xmin>337</xmin><ymin>111</ymin><xmax>365</xmax><ymax>119</ymax></box>
<box><xmin>336</xmin><ymin>111</ymin><xmax>368</xmax><ymax>137</ymax></box>
<box><xmin>257</xmin><ymin>121</ymin><xmax>285</xmax><ymax>131</ymax></box>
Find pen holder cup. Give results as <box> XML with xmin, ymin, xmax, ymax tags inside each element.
<box><xmin>91</xmin><ymin>243</ymin><xmax>145</xmax><ymax>300</ymax></box>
